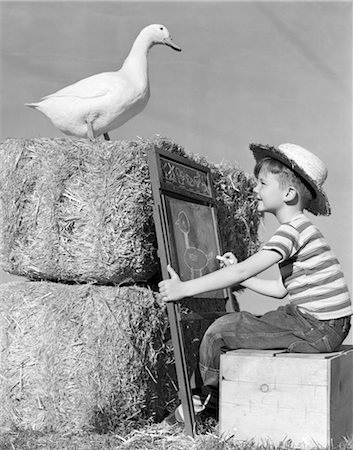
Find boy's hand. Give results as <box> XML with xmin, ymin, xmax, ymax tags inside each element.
<box><xmin>217</xmin><ymin>252</ymin><xmax>238</xmax><ymax>268</ymax></box>
<box><xmin>158</xmin><ymin>265</ymin><xmax>184</xmax><ymax>302</ymax></box>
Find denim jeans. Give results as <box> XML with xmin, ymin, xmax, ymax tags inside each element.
<box><xmin>199</xmin><ymin>303</ymin><xmax>351</xmax><ymax>387</ymax></box>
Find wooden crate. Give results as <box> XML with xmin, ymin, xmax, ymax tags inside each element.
<box><xmin>220</xmin><ymin>346</ymin><xmax>353</xmax><ymax>448</ymax></box>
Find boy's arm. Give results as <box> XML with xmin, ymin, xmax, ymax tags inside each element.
<box><xmin>158</xmin><ymin>249</ymin><xmax>282</xmax><ymax>301</ymax></box>
<box><xmin>218</xmin><ymin>251</ymin><xmax>287</xmax><ymax>299</ymax></box>
<box><xmin>240</xmin><ymin>275</ymin><xmax>288</xmax><ymax>299</ymax></box>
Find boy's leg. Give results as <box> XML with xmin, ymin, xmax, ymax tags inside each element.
<box><xmin>199</xmin><ymin>303</ymin><xmax>347</xmax><ymax>388</ymax></box>
<box><xmin>170</xmin><ymin>304</ymin><xmax>350</xmax><ymax>424</ymax></box>
<box><xmin>199</xmin><ymin>307</ymin><xmax>294</xmax><ymax>387</ymax></box>
<box><xmin>195</xmin><ymin>304</ymin><xmax>312</xmax><ymax>421</ymax></box>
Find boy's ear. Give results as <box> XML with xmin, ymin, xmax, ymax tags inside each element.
<box><xmin>284</xmin><ymin>186</ymin><xmax>298</xmax><ymax>204</ymax></box>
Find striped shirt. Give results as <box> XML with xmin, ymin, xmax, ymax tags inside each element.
<box><xmin>262</xmin><ymin>212</ymin><xmax>352</xmax><ymax>320</ymax></box>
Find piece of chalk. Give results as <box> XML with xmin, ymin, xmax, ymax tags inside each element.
<box><xmin>216</xmin><ymin>255</ymin><xmax>234</xmax><ymax>265</ymax></box>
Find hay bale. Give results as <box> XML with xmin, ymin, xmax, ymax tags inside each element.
<box><xmin>0</xmin><ymin>281</ymin><xmax>169</xmax><ymax>432</ymax></box>
<box><xmin>0</xmin><ymin>280</ymin><xmax>228</xmax><ymax>433</ymax></box>
<box><xmin>0</xmin><ymin>138</ymin><xmax>158</xmax><ymax>284</ymax></box>
<box><xmin>0</xmin><ymin>137</ymin><xmax>260</xmax><ymax>284</ymax></box>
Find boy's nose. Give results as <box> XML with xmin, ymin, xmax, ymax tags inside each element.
<box><xmin>253</xmin><ymin>182</ymin><xmax>260</xmax><ymax>194</ymax></box>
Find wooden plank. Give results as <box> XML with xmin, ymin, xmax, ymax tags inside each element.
<box><xmin>329</xmin><ymin>348</ymin><xmax>353</xmax><ymax>445</ymax></box>
<box><xmin>221</xmin><ymin>380</ymin><xmax>328</xmax><ymax>447</ymax></box>
<box><xmin>166</xmin><ymin>302</ymin><xmax>195</xmax><ymax>436</ymax></box>
<box><xmin>221</xmin><ymin>353</ymin><xmax>329</xmax><ymax>385</ymax></box>
<box><xmin>225</xmin><ymin>349</ymin><xmax>287</xmax><ymax>356</ymax></box>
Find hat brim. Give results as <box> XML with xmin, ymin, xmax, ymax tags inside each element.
<box><xmin>250</xmin><ymin>143</ymin><xmax>331</xmax><ymax>216</ymax></box>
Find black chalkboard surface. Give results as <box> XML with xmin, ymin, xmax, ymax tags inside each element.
<box><xmin>166</xmin><ymin>197</ymin><xmax>223</xmax><ymax>298</ymax></box>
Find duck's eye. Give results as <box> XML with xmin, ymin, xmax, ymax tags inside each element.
<box><xmin>160</xmin><ymin>27</ymin><xmax>164</xmax><ymax>31</ymax></box>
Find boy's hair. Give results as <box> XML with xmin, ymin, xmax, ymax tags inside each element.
<box><xmin>254</xmin><ymin>158</ymin><xmax>314</xmax><ymax>209</ymax></box>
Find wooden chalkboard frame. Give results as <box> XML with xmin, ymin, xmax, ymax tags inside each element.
<box><xmin>147</xmin><ymin>146</ymin><xmax>231</xmax><ymax>436</ymax></box>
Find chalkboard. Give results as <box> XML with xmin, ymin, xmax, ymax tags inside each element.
<box><xmin>152</xmin><ymin>148</ymin><xmax>227</xmax><ymax>300</ymax></box>
<box><xmin>147</xmin><ymin>146</ymin><xmax>230</xmax><ymax>436</ymax></box>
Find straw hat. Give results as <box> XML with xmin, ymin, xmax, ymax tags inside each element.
<box><xmin>250</xmin><ymin>142</ymin><xmax>331</xmax><ymax>216</ymax></box>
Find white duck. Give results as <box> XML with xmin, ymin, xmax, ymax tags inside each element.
<box><xmin>25</xmin><ymin>24</ymin><xmax>181</xmax><ymax>140</ymax></box>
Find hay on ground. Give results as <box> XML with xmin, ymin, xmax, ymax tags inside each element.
<box><xmin>0</xmin><ymin>137</ymin><xmax>260</xmax><ymax>284</ymax></box>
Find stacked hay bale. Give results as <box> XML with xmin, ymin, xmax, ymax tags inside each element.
<box><xmin>0</xmin><ymin>282</ymin><xmax>170</xmax><ymax>432</ymax></box>
<box><xmin>0</xmin><ymin>137</ymin><xmax>261</xmax><ymax>433</ymax></box>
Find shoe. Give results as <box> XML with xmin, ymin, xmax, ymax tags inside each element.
<box><xmin>174</xmin><ymin>394</ymin><xmax>206</xmax><ymax>422</ymax></box>
<box><xmin>174</xmin><ymin>386</ymin><xmax>219</xmax><ymax>423</ymax></box>
<box><xmin>163</xmin><ymin>409</ymin><xmax>181</xmax><ymax>426</ymax></box>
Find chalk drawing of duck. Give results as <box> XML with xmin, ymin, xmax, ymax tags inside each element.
<box><xmin>175</xmin><ymin>210</ymin><xmax>214</xmax><ymax>279</ymax></box>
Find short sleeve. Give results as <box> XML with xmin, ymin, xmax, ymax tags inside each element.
<box><xmin>262</xmin><ymin>223</ymin><xmax>300</xmax><ymax>263</ymax></box>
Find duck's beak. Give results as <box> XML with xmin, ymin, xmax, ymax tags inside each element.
<box><xmin>163</xmin><ymin>37</ymin><xmax>182</xmax><ymax>52</ymax></box>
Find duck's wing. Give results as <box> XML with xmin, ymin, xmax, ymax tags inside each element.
<box><xmin>41</xmin><ymin>72</ymin><xmax>121</xmax><ymax>100</ymax></box>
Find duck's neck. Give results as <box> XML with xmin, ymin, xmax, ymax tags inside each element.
<box><xmin>122</xmin><ymin>34</ymin><xmax>154</xmax><ymax>81</ymax></box>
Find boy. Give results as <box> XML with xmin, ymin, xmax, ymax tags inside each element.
<box><xmin>159</xmin><ymin>142</ymin><xmax>352</xmax><ymax>422</ymax></box>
